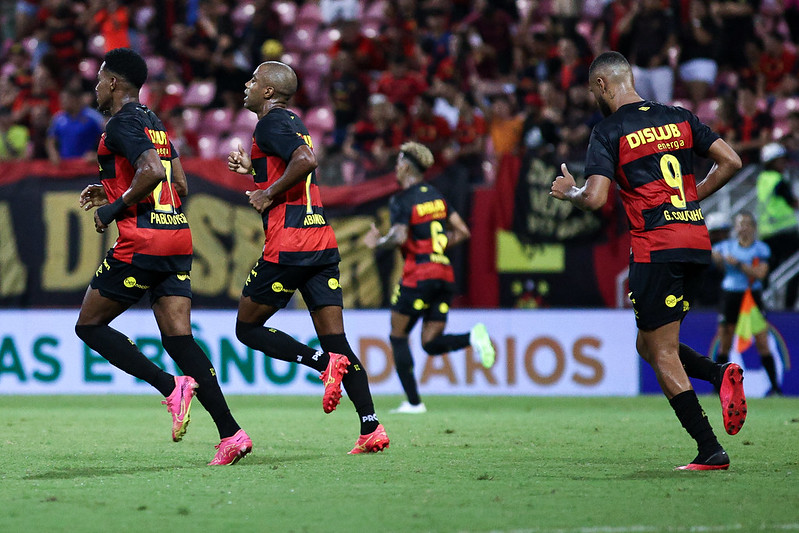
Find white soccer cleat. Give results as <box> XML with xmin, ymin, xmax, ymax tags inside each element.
<box><xmin>470</xmin><ymin>322</ymin><xmax>495</xmax><ymax>368</ymax></box>
<box><xmin>390</xmin><ymin>401</ymin><xmax>427</xmax><ymax>414</ymax></box>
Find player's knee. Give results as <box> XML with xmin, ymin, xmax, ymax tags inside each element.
<box><xmin>422</xmin><ymin>337</ymin><xmax>446</xmax><ymax>356</ymax></box>
<box><xmin>235</xmin><ymin>320</ymin><xmax>259</xmax><ymax>345</ymax></box>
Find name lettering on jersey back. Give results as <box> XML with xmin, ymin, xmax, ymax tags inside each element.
<box><xmin>664</xmin><ymin>207</ymin><xmax>704</xmax><ymax>223</ymax></box>
<box><xmin>625</xmin><ymin>123</ymin><xmax>683</xmax><ymax>150</ymax></box>
<box><xmin>150</xmin><ymin>212</ymin><xmax>188</xmax><ymax>225</ymax></box>
<box><xmin>144</xmin><ymin>127</ymin><xmax>171</xmax><ymax>157</ymax></box>
<box><xmin>304</xmin><ymin>213</ymin><xmax>326</xmax><ymax>226</ymax></box>
<box><xmin>416</xmin><ymin>199</ymin><xmax>446</xmax><ymax>218</ymax></box>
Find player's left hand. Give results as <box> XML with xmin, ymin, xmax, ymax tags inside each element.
<box><xmin>362</xmin><ymin>223</ymin><xmax>381</xmax><ymax>249</ymax></box>
<box><xmin>550</xmin><ymin>163</ymin><xmax>576</xmax><ymax>200</ymax></box>
<box><xmin>93</xmin><ymin>211</ymin><xmax>108</xmax><ymax>233</ymax></box>
<box><xmin>246</xmin><ymin>189</ymin><xmax>272</xmax><ymax>213</ymax></box>
<box><xmin>79</xmin><ymin>184</ymin><xmax>109</xmax><ymax>210</ymax></box>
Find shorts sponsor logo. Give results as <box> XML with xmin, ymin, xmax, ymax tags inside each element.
<box><xmin>439</xmin><ymin>302</ymin><xmax>449</xmax><ymax>314</ymax></box>
<box><xmin>683</xmin><ymin>300</ymin><xmax>690</xmax><ymax>312</ymax></box>
<box><xmin>123</xmin><ymin>276</ymin><xmax>149</xmax><ymax>290</ymax></box>
<box><xmin>413</xmin><ymin>298</ymin><xmax>426</xmax><ymax>310</ymax></box>
<box><xmin>271</xmin><ymin>282</ymin><xmax>295</xmax><ymax>294</ymax></box>
<box><xmin>177</xmin><ymin>272</ymin><xmax>190</xmax><ymax>281</ymax></box>
<box><xmin>665</xmin><ymin>294</ymin><xmax>683</xmax><ymax>308</ymax></box>
<box><xmin>328</xmin><ymin>278</ymin><xmax>340</xmax><ymax>290</ymax></box>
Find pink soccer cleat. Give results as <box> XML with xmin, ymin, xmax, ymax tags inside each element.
<box><xmin>320</xmin><ymin>352</ymin><xmax>350</xmax><ymax>414</ymax></box>
<box><xmin>348</xmin><ymin>424</ymin><xmax>390</xmax><ymax>455</ymax></box>
<box><xmin>719</xmin><ymin>363</ymin><xmax>747</xmax><ymax>435</ymax></box>
<box><xmin>675</xmin><ymin>449</ymin><xmax>730</xmax><ymax>471</ymax></box>
<box><xmin>161</xmin><ymin>375</ymin><xmax>198</xmax><ymax>442</ymax></box>
<box><xmin>208</xmin><ymin>429</ymin><xmax>253</xmax><ymax>466</ymax></box>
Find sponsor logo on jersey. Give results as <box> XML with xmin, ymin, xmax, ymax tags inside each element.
<box><xmin>415</xmin><ymin>199</ymin><xmax>446</xmax><ymax>218</ymax></box>
<box><xmin>625</xmin><ymin>123</ymin><xmax>682</xmax><ymax>149</ymax></box>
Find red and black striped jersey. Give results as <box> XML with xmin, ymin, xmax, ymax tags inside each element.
<box><xmin>250</xmin><ymin>108</ymin><xmax>339</xmax><ymax>266</ymax></box>
<box><xmin>389</xmin><ymin>182</ymin><xmax>455</xmax><ymax>287</ymax></box>
<box><xmin>584</xmin><ymin>101</ymin><xmax>719</xmax><ymax>263</ymax></box>
<box><xmin>97</xmin><ymin>102</ymin><xmax>191</xmax><ymax>271</ymax></box>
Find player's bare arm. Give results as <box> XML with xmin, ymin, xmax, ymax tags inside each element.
<box><xmin>247</xmin><ymin>144</ymin><xmax>317</xmax><ymax>213</ymax></box>
<box><xmin>696</xmin><ymin>138</ymin><xmax>742</xmax><ymax>201</ymax></box>
<box><xmin>79</xmin><ymin>184</ymin><xmax>108</xmax><ymax>210</ymax></box>
<box><xmin>94</xmin><ymin>148</ymin><xmax>166</xmax><ymax>232</ymax></box>
<box><xmin>364</xmin><ymin>223</ymin><xmax>408</xmax><ymax>251</ymax></box>
<box><xmin>550</xmin><ymin>163</ymin><xmax>610</xmax><ymax>211</ymax></box>
<box><xmin>446</xmin><ymin>211</ymin><xmax>470</xmax><ymax>246</ymax></box>
<box><xmin>171</xmin><ymin>157</ymin><xmax>188</xmax><ymax>196</ymax></box>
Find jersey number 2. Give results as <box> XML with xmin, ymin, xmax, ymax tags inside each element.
<box><xmin>152</xmin><ymin>160</ymin><xmax>176</xmax><ymax>214</ymax></box>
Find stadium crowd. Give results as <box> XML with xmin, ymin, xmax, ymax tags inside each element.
<box><xmin>3</xmin><ymin>0</ymin><xmax>799</xmax><ymax>179</ymax></box>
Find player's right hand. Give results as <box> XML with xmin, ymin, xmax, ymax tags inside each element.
<box><xmin>228</xmin><ymin>143</ymin><xmax>253</xmax><ymax>175</ymax></box>
<box><xmin>79</xmin><ymin>184</ymin><xmax>109</xmax><ymax>210</ymax></box>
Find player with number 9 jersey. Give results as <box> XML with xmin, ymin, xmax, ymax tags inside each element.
<box><xmin>583</xmin><ymin>100</ymin><xmax>720</xmax><ymax>264</ymax></box>
<box><xmin>97</xmin><ymin>102</ymin><xmax>192</xmax><ymax>271</ymax></box>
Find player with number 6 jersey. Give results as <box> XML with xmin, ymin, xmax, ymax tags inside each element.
<box><xmin>363</xmin><ymin>142</ymin><xmax>495</xmax><ymax>414</ymax></box>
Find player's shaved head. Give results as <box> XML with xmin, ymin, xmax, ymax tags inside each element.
<box><xmin>257</xmin><ymin>61</ymin><xmax>298</xmax><ymax>98</ymax></box>
<box><xmin>588</xmin><ymin>51</ymin><xmax>633</xmax><ymax>86</ymax></box>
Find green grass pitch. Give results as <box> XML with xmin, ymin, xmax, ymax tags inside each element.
<box><xmin>1</xmin><ymin>395</ymin><xmax>797</xmax><ymax>532</ymax></box>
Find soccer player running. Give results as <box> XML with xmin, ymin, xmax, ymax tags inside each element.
<box><xmin>550</xmin><ymin>51</ymin><xmax>746</xmax><ymax>470</ymax></box>
<box><xmin>76</xmin><ymin>48</ymin><xmax>251</xmax><ymax>466</ymax></box>
<box><xmin>362</xmin><ymin>141</ymin><xmax>495</xmax><ymax>414</ymax></box>
<box><xmin>227</xmin><ymin>61</ymin><xmax>388</xmax><ymax>454</ymax></box>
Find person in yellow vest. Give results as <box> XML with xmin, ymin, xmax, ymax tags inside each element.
<box><xmin>756</xmin><ymin>143</ymin><xmax>799</xmax><ymax>309</ymax></box>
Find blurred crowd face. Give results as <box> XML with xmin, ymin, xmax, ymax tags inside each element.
<box><xmin>734</xmin><ymin>213</ymin><xmax>756</xmax><ymax>246</ymax></box>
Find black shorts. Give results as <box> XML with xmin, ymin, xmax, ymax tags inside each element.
<box><xmin>628</xmin><ymin>262</ymin><xmax>706</xmax><ymax>331</ymax></box>
<box><xmin>719</xmin><ymin>289</ymin><xmax>765</xmax><ymax>325</ymax></box>
<box><xmin>91</xmin><ymin>257</ymin><xmax>192</xmax><ymax>306</ymax></box>
<box><xmin>390</xmin><ymin>279</ymin><xmax>454</xmax><ymax>324</ymax></box>
<box><xmin>242</xmin><ymin>258</ymin><xmax>343</xmax><ymax>310</ymax></box>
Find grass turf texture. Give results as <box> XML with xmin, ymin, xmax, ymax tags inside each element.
<box><xmin>1</xmin><ymin>395</ymin><xmax>797</xmax><ymax>533</ymax></box>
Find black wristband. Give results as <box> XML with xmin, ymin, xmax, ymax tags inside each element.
<box><xmin>96</xmin><ymin>197</ymin><xmax>128</xmax><ymax>226</ymax></box>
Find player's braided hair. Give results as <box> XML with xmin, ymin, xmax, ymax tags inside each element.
<box><xmin>103</xmin><ymin>48</ymin><xmax>148</xmax><ymax>89</ymax></box>
<box><xmin>399</xmin><ymin>141</ymin><xmax>434</xmax><ymax>172</ymax></box>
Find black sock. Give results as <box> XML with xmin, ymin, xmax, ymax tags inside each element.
<box><xmin>319</xmin><ymin>333</ymin><xmax>378</xmax><ymax>434</ymax></box>
<box><xmin>716</xmin><ymin>352</ymin><xmax>729</xmax><ymax>366</ymax></box>
<box><xmin>760</xmin><ymin>353</ymin><xmax>782</xmax><ymax>393</ymax></box>
<box><xmin>76</xmin><ymin>324</ymin><xmax>174</xmax><ymax>396</ymax></box>
<box><xmin>162</xmin><ymin>335</ymin><xmax>240</xmax><ymax>439</ymax></box>
<box><xmin>678</xmin><ymin>343</ymin><xmax>719</xmax><ymax>386</ymax></box>
<box><xmin>236</xmin><ymin>320</ymin><xmax>328</xmax><ymax>372</ymax></box>
<box><xmin>390</xmin><ymin>336</ymin><xmax>421</xmax><ymax>405</ymax></box>
<box><xmin>669</xmin><ymin>390</ymin><xmax>722</xmax><ymax>456</ymax></box>
<box><xmin>422</xmin><ymin>333</ymin><xmax>470</xmax><ymax>355</ymax></box>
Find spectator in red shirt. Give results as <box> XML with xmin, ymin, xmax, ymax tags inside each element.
<box><xmin>374</xmin><ymin>55</ymin><xmax>428</xmax><ymax>109</ymax></box>
<box><xmin>329</xmin><ymin>51</ymin><xmax>371</xmax><ymax>147</ymax></box>
<box><xmin>450</xmin><ymin>93</ymin><xmax>486</xmax><ymax>184</ymax></box>
<box><xmin>329</xmin><ymin>19</ymin><xmax>386</xmax><ymax>73</ymax></box>
<box><xmin>88</xmin><ymin>0</ymin><xmax>130</xmax><ymax>52</ymax></box>
<box><xmin>758</xmin><ymin>34</ymin><xmax>798</xmax><ymax>96</ymax></box>
<box><xmin>12</xmin><ymin>64</ymin><xmax>60</xmax><ymax>128</ymax></box>
<box><xmin>343</xmin><ymin>93</ymin><xmax>404</xmax><ymax>175</ymax></box>
<box><xmin>728</xmin><ymin>86</ymin><xmax>773</xmax><ymax>165</ymax></box>
<box><xmin>409</xmin><ymin>92</ymin><xmax>452</xmax><ymax>171</ymax></box>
